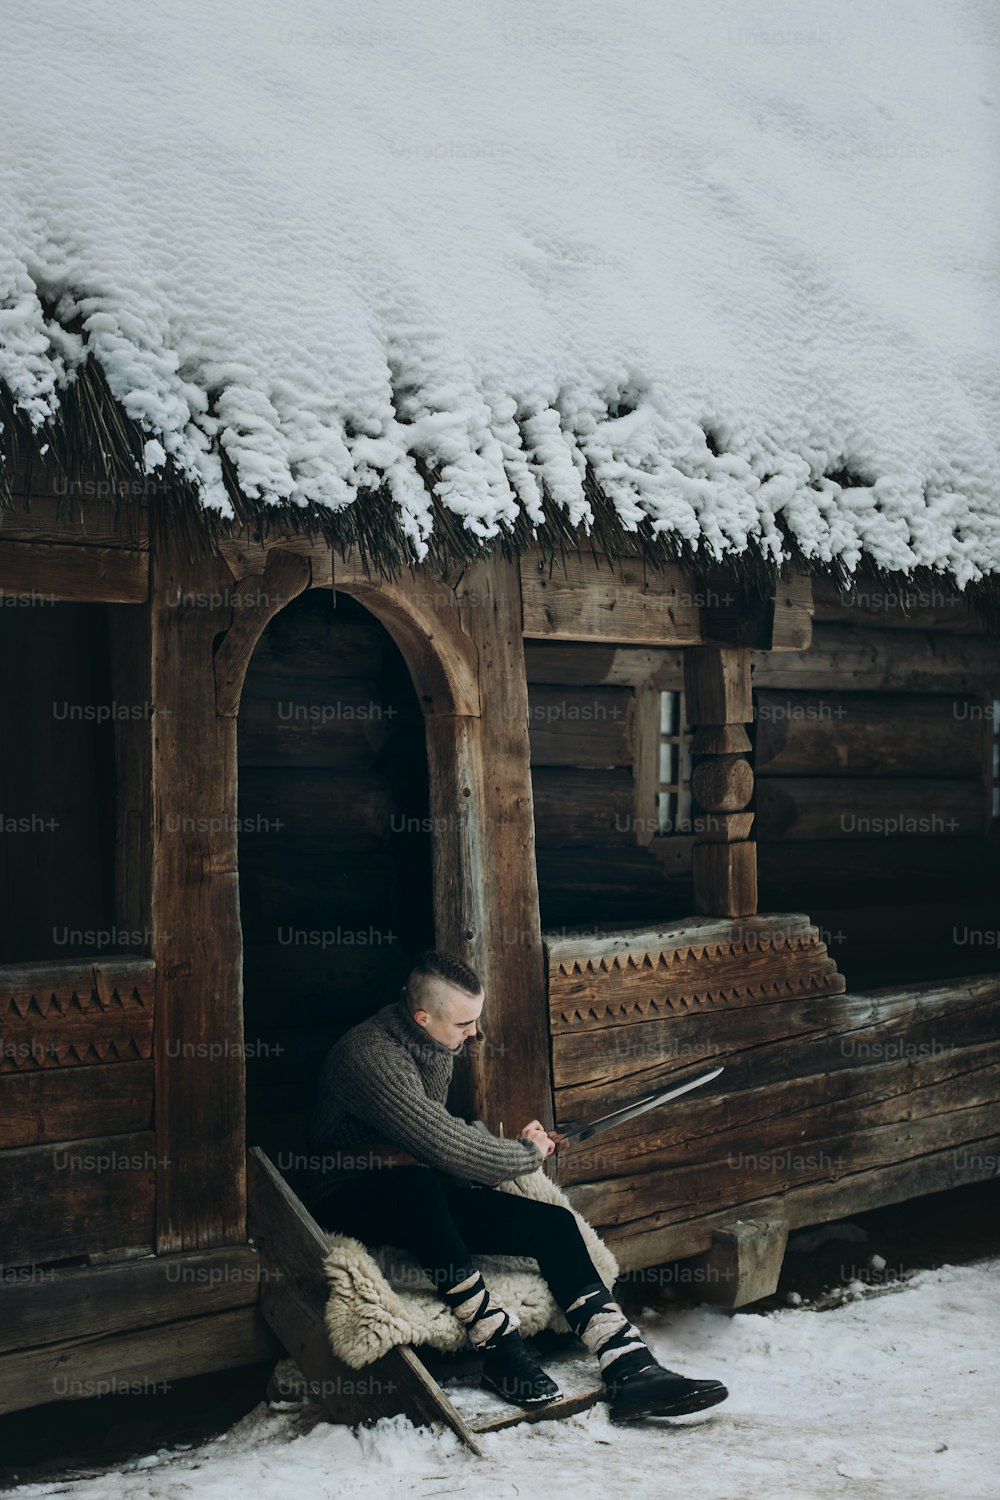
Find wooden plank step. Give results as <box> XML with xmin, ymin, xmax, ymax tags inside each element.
<box><xmin>246</xmin><ymin>1146</ymin><xmax>486</xmax><ymax>1456</ymax></box>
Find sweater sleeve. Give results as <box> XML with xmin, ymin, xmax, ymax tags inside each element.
<box><xmin>342</xmin><ymin>1045</ymin><xmax>543</xmax><ymax>1186</ymax></box>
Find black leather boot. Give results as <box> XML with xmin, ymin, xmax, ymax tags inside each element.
<box><xmin>481</xmin><ymin>1330</ymin><xmax>562</xmax><ymax>1408</ymax></box>
<box><xmin>606</xmin><ymin>1361</ymin><xmax>728</xmax><ymax>1423</ymax></box>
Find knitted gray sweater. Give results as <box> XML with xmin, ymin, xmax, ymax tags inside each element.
<box><xmin>302</xmin><ymin>999</ymin><xmax>543</xmax><ymax>1210</ymax></box>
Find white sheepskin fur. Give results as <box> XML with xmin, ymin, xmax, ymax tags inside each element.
<box><xmin>322</xmin><ymin>1167</ymin><xmax>619</xmax><ymax>1370</ymax></box>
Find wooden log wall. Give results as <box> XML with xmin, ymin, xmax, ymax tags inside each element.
<box><xmin>0</xmin><ymin>958</ymin><xmax>156</xmax><ymax>1268</ymax></box>
<box><xmin>525</xmin><ymin>647</ymin><xmax>694</xmax><ymax>929</ymax></box>
<box><xmin>524</xmin><ymin>567</ymin><xmax>998</xmax><ymax>989</ymax></box>
<box><xmin>544</xmin><ymin>924</ymin><xmax>1000</xmax><ymax>1272</ymax></box>
<box><xmin>237</xmin><ymin>590</ymin><xmax>434</xmax><ymax>1163</ymax></box>
<box><xmin>751</xmin><ymin>574</ymin><xmax>1000</xmax><ymax>989</ymax></box>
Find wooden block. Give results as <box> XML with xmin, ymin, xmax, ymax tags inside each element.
<box><xmin>693</xmin><ymin>840</ymin><xmax>757</xmax><ymax>917</ymax></box>
<box><xmin>690</xmin><ymin>724</ymin><xmax>752</xmax><ymax>755</ymax></box>
<box><xmin>692</xmin><ymin>811</ymin><xmax>755</xmax><ymax>843</ymax></box>
<box><xmin>697</xmin><ymin>1218</ymin><xmax>789</xmax><ymax>1306</ymax></box>
<box><xmin>690</xmin><ymin>754</ymin><xmax>754</xmax><ymax>813</ymax></box>
<box><xmin>684</xmin><ymin>647</ymin><xmax>752</xmax><ymax>724</ymax></box>
<box><xmin>545</xmin><ymin>912</ymin><xmax>844</xmax><ymax>1034</ymax></box>
<box><xmin>520</xmin><ymin>552</ymin><xmax>703</xmax><ymax>645</ymax></box>
<box><xmin>769</xmin><ymin>571</ymin><xmax>814</xmax><ymax>651</ymax></box>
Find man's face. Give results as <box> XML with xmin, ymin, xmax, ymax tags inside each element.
<box><xmin>410</xmin><ymin>982</ymin><xmax>485</xmax><ymax>1051</ymax></box>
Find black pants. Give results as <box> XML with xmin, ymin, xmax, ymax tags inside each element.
<box><xmin>314</xmin><ymin>1165</ymin><xmax>606</xmax><ymax>1310</ymax></box>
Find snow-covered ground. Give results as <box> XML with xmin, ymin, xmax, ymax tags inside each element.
<box><xmin>7</xmin><ymin>1260</ymin><xmax>997</xmax><ymax>1500</ymax></box>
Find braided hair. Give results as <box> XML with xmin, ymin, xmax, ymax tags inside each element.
<box><xmin>404</xmin><ymin>949</ymin><xmax>483</xmax><ymax>1014</ymax></box>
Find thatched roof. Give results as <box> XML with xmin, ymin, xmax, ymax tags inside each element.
<box><xmin>2</xmin><ymin>1</ymin><xmax>998</xmax><ymax>605</ymax></box>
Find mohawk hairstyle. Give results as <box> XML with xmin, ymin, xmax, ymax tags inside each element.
<box><xmin>406</xmin><ymin>949</ymin><xmax>482</xmax><ymax>1000</ymax></box>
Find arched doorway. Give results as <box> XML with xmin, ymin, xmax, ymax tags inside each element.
<box><xmin>236</xmin><ymin>589</ymin><xmax>434</xmax><ymax>1166</ymax></box>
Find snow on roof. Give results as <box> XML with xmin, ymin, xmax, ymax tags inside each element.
<box><xmin>1</xmin><ymin>0</ymin><xmax>998</xmax><ymax>580</ymax></box>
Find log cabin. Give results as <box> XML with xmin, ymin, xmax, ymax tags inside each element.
<box><xmin>1</xmin><ymin>0</ymin><xmax>998</xmax><ymax>1438</ymax></box>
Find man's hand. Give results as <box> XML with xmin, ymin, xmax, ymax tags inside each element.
<box><xmin>518</xmin><ymin>1119</ymin><xmax>555</xmax><ymax>1158</ymax></box>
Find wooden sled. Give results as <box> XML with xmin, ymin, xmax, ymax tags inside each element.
<box><xmin>247</xmin><ymin>1148</ymin><xmax>604</xmax><ymax>1456</ymax></box>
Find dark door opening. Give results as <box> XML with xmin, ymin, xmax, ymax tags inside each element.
<box><xmin>237</xmin><ymin>589</ymin><xmax>433</xmax><ymax>1166</ymax></box>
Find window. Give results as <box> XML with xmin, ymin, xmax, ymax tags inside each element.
<box><xmin>656</xmin><ymin>690</ymin><xmax>693</xmax><ymax>835</ymax></box>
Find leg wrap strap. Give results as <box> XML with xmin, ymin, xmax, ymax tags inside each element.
<box><xmin>442</xmin><ymin>1267</ymin><xmax>518</xmax><ymax>1351</ymax></box>
<box><xmin>564</xmin><ymin>1282</ymin><xmax>654</xmax><ymax>1382</ymax></box>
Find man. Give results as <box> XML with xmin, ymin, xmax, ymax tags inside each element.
<box><xmin>305</xmin><ymin>949</ymin><xmax>728</xmax><ymax>1421</ymax></box>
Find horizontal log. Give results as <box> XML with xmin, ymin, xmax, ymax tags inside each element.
<box><xmin>0</xmin><ymin>1131</ymin><xmax>156</xmax><ymax>1266</ymax></box>
<box><xmin>525</xmin><ymin>641</ymin><xmax>685</xmax><ymax>689</ymax></box>
<box><xmin>554</xmin><ymin>975</ymin><xmax>1000</xmax><ymax>1143</ymax></box>
<box><xmin>756</xmin><ymin>834</ymin><xmax>1000</xmax><ymax>904</ymax></box>
<box><xmin>546</xmin><ymin>913</ymin><xmax>843</xmax><ymax>1033</ymax></box>
<box><xmin>242</xmin><ymin>944</ymin><xmax>404</xmax><ymax>1031</ymax></box>
<box><xmin>0</xmin><ymin>1305</ymin><xmax>279</xmax><ymax>1416</ymax></box>
<box><xmin>755</xmin><ymin>777</ymin><xmax>989</xmax><ymax>840</ymax></box>
<box><xmin>811</xmin><ymin>574</ymin><xmax>980</xmax><ymax>632</ymax></box>
<box><xmin>0</xmin><ymin>1059</ymin><xmax>153</xmax><ymax>1149</ymax></box>
<box><xmin>237</xmin><ymin>767</ymin><xmax>396</xmax><ymax>854</ymax></box>
<box><xmin>750</xmin><ymin>623</ymin><xmax>1000</xmax><ymax>694</ymax></box>
<box><xmin>0</xmin><ymin>539</ymin><xmax>147</xmax><ymax>602</ymax></box>
<box><xmin>805</xmin><ymin>898</ymin><xmax>1000</xmax><ymax>991</ymax></box>
<box><xmin>243</xmin><ymin>593</ymin><xmax>388</xmax><ymax>681</ymax></box>
<box><xmin>520</xmin><ymin>552</ymin><xmax>703</xmax><ymax>645</ymax></box>
<box><xmin>527</xmin><ymin>686</ymin><xmax>634</xmax><ymax>767</ymax></box>
<box><xmin>754</xmin><ymin>691</ymin><xmax>987</xmax><ymax>777</ymax></box>
<box><xmin>238</xmin><ymin>681</ymin><xmax>397</xmax><ymax>770</ymax></box>
<box><xmin>586</xmin><ymin>1134</ymin><xmax>1000</xmax><ymax>1272</ymax></box>
<box><xmin>536</xmin><ymin>845</ymin><xmax>694</xmax><ymax>930</ymax></box>
<box><xmin>690</xmin><ymin>755</ymin><xmax>754</xmax><ymax>812</ymax></box>
<box><xmin>240</xmin><ymin>853</ymin><xmax>399</xmax><ymax>935</ymax></box>
<box><xmin>0</xmin><ymin>495</ymin><xmax>149</xmax><ymax>547</ymax></box>
<box><xmin>0</xmin><ymin>1246</ymin><xmax>261</xmax><ymax>1355</ymax></box>
<box><xmin>568</xmin><ymin>1081</ymin><xmax>1000</xmax><ymax>1245</ymax></box>
<box><xmin>531</xmin><ymin>767</ymin><xmax>635</xmax><ymax>846</ymax></box>
<box><xmin>0</xmin><ymin>958</ymin><xmax>155</xmax><ymax>1072</ymax></box>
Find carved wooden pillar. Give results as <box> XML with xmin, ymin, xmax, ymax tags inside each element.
<box><xmin>684</xmin><ymin>646</ymin><xmax>757</xmax><ymax>917</ymax></box>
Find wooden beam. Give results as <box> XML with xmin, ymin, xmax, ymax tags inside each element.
<box><xmin>0</xmin><ymin>495</ymin><xmax>149</xmax><ymax>547</ymax></box>
<box><xmin>0</xmin><ymin>1060</ymin><xmax>153</xmax><ymax>1149</ymax></box>
<box><xmin>150</xmin><ymin>535</ymin><xmax>246</xmax><ymax>1252</ymax></box>
<box><xmin>520</xmin><ymin>551</ymin><xmax>703</xmax><ymax>645</ymax></box>
<box><xmin>751</xmin><ymin>624</ymin><xmax>1000</xmax><ymax>694</ymax></box>
<box><xmin>0</xmin><ymin>539</ymin><xmax>147</xmax><ymax>602</ymax></box>
<box><xmin>455</xmin><ymin>559</ymin><xmax>552</xmax><ymax>1132</ymax></box>
<box><xmin>525</xmin><ymin>641</ymin><xmax>685</xmax><ymax>689</ymax></box>
<box><xmin>697</xmin><ymin>1218</ymin><xmax>789</xmax><ymax>1307</ymax></box>
<box><xmin>754</xmin><ymin>691</ymin><xmax>987</xmax><ymax>777</ymax></box>
<box><xmin>0</xmin><ymin>1246</ymin><xmax>261</xmax><ymax>1355</ymax></box>
<box><xmin>0</xmin><ymin>1131</ymin><xmax>156</xmax><ymax>1265</ymax></box>
<box><xmin>0</xmin><ymin>1305</ymin><xmax>278</xmax><ymax>1416</ymax></box>
<box><xmin>755</xmin><ymin>777</ymin><xmax>989</xmax><ymax>841</ymax></box>
<box><xmin>0</xmin><ymin>957</ymin><xmax>155</xmax><ymax>1071</ymax></box>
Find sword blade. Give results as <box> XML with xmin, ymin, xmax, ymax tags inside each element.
<box><xmin>561</xmin><ymin>1066</ymin><xmax>725</xmax><ymax>1144</ymax></box>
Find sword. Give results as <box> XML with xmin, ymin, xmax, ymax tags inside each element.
<box><xmin>553</xmin><ymin>1065</ymin><xmax>725</xmax><ymax>1159</ymax></box>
